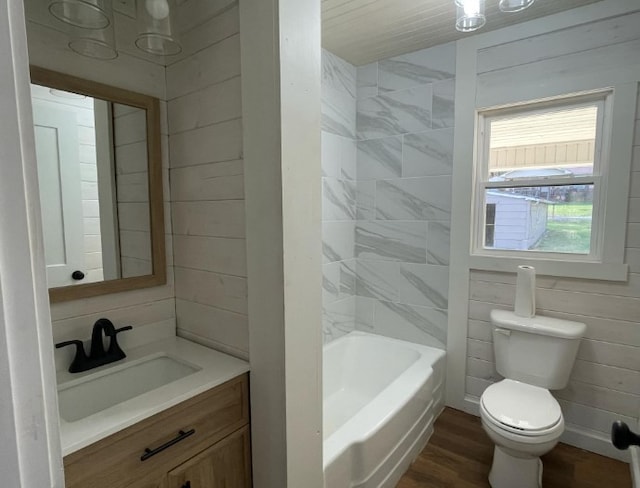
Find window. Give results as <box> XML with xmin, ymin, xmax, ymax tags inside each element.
<box><xmin>473</xmin><ymin>91</ymin><xmax>612</xmax><ymax>263</ymax></box>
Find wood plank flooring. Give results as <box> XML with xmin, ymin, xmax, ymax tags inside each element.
<box><xmin>397</xmin><ymin>407</ymin><xmax>632</xmax><ymax>488</ymax></box>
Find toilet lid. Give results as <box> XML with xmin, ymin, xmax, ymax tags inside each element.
<box><xmin>482</xmin><ymin>380</ymin><xmax>562</xmax><ymax>432</ymax></box>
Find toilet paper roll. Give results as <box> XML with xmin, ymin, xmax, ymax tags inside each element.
<box><xmin>514</xmin><ymin>265</ymin><xmax>536</xmax><ymax>318</ymax></box>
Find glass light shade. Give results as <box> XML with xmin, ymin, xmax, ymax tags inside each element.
<box><xmin>455</xmin><ymin>0</ymin><xmax>486</xmax><ymax>33</ymax></box>
<box><xmin>135</xmin><ymin>0</ymin><xmax>182</xmax><ymax>56</ymax></box>
<box><xmin>68</xmin><ymin>22</ymin><xmax>117</xmax><ymax>60</ymax></box>
<box><xmin>49</xmin><ymin>0</ymin><xmax>111</xmax><ymax>29</ymax></box>
<box><xmin>499</xmin><ymin>0</ymin><xmax>536</xmax><ymax>12</ymax></box>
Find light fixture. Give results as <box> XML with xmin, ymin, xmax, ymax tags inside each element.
<box><xmin>499</xmin><ymin>0</ymin><xmax>536</xmax><ymax>12</ymax></box>
<box><xmin>49</xmin><ymin>0</ymin><xmax>112</xmax><ymax>29</ymax></box>
<box><xmin>135</xmin><ymin>0</ymin><xmax>182</xmax><ymax>56</ymax></box>
<box><xmin>454</xmin><ymin>0</ymin><xmax>535</xmax><ymax>33</ymax></box>
<box><xmin>455</xmin><ymin>0</ymin><xmax>486</xmax><ymax>33</ymax></box>
<box><xmin>68</xmin><ymin>22</ymin><xmax>118</xmax><ymax>60</ymax></box>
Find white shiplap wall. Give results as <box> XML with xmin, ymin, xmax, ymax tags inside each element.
<box><xmin>463</xmin><ymin>11</ymin><xmax>640</xmax><ymax>460</ymax></box>
<box><xmin>168</xmin><ymin>5</ymin><xmax>249</xmax><ymax>360</ymax></box>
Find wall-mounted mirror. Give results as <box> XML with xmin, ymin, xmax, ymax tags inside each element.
<box><xmin>30</xmin><ymin>67</ymin><xmax>165</xmax><ymax>302</ymax></box>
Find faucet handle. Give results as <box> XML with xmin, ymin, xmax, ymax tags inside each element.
<box><xmin>107</xmin><ymin>325</ymin><xmax>132</xmax><ymax>360</ymax></box>
<box><xmin>55</xmin><ymin>340</ymin><xmax>88</xmax><ymax>373</ymax></box>
<box><xmin>113</xmin><ymin>325</ymin><xmax>133</xmax><ymax>335</ymax></box>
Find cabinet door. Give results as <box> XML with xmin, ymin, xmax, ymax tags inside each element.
<box><xmin>167</xmin><ymin>427</ymin><xmax>251</xmax><ymax>488</ymax></box>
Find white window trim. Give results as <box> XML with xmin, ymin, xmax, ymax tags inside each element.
<box><xmin>467</xmin><ymin>88</ymin><xmax>632</xmax><ymax>281</ymax></box>
<box><xmin>467</xmin><ymin>83</ymin><xmax>635</xmax><ymax>281</ymax></box>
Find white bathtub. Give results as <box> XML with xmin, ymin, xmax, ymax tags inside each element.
<box><xmin>323</xmin><ymin>331</ymin><xmax>446</xmax><ymax>488</ymax></box>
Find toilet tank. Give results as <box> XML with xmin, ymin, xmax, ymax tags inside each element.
<box><xmin>490</xmin><ymin>310</ymin><xmax>586</xmax><ymax>390</ymax></box>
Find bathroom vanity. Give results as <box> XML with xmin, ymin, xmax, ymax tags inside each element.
<box><xmin>57</xmin><ymin>338</ymin><xmax>251</xmax><ymax>488</ymax></box>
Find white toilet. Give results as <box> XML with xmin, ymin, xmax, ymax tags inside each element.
<box><xmin>480</xmin><ymin>309</ymin><xmax>586</xmax><ymax>488</ymax></box>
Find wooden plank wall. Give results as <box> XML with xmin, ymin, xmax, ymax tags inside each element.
<box><xmin>167</xmin><ymin>3</ymin><xmax>249</xmax><ymax>360</ymax></box>
<box><xmin>465</xmin><ymin>11</ymin><xmax>640</xmax><ymax>459</ymax></box>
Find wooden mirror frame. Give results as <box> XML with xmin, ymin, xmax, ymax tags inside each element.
<box><xmin>30</xmin><ymin>66</ymin><xmax>166</xmax><ymax>303</ymax></box>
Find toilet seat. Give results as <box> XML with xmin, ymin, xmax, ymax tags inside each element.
<box><xmin>481</xmin><ymin>380</ymin><xmax>563</xmax><ymax>437</ymax></box>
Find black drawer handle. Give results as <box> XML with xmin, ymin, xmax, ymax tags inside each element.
<box><xmin>140</xmin><ymin>429</ymin><xmax>195</xmax><ymax>461</ymax></box>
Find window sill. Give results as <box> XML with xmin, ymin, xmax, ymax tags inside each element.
<box><xmin>469</xmin><ymin>254</ymin><xmax>628</xmax><ymax>281</ymax></box>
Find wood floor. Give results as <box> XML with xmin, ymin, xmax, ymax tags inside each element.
<box><xmin>397</xmin><ymin>407</ymin><xmax>632</xmax><ymax>488</ymax></box>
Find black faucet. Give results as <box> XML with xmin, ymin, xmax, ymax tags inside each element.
<box><xmin>55</xmin><ymin>318</ymin><xmax>132</xmax><ymax>373</ymax></box>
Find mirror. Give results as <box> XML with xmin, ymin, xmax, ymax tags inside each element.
<box><xmin>30</xmin><ymin>67</ymin><xmax>165</xmax><ymax>302</ymax></box>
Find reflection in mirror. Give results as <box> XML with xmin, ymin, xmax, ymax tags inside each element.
<box><xmin>113</xmin><ymin>102</ymin><xmax>152</xmax><ymax>279</ymax></box>
<box><xmin>29</xmin><ymin>67</ymin><xmax>165</xmax><ymax>302</ymax></box>
<box><xmin>30</xmin><ymin>79</ymin><xmax>158</xmax><ymax>294</ymax></box>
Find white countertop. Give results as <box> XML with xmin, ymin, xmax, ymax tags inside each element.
<box><xmin>57</xmin><ymin>336</ymin><xmax>249</xmax><ymax>456</ymax></box>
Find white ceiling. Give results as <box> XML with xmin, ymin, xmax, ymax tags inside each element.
<box><xmin>322</xmin><ymin>0</ymin><xmax>603</xmax><ymax>66</ymax></box>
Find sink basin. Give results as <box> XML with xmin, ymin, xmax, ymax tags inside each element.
<box><xmin>58</xmin><ymin>355</ymin><xmax>200</xmax><ymax>422</ymax></box>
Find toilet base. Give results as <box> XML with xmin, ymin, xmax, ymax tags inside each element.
<box><xmin>488</xmin><ymin>446</ymin><xmax>543</xmax><ymax>488</ymax></box>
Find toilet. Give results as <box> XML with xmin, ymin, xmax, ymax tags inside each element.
<box><xmin>480</xmin><ymin>309</ymin><xmax>586</xmax><ymax>488</ymax></box>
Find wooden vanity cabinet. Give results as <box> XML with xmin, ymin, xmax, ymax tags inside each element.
<box><xmin>63</xmin><ymin>374</ymin><xmax>251</xmax><ymax>488</ymax></box>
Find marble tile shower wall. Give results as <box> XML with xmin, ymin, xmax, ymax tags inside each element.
<box><xmin>321</xmin><ymin>50</ymin><xmax>358</xmax><ymax>343</ymax></box>
<box><xmin>353</xmin><ymin>42</ymin><xmax>456</xmax><ymax>349</ymax></box>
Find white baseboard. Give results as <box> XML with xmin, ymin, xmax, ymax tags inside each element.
<box><xmin>562</xmin><ymin>424</ymin><xmax>630</xmax><ymax>463</ymax></box>
<box><xmin>458</xmin><ymin>396</ymin><xmax>630</xmax><ymax>463</ymax></box>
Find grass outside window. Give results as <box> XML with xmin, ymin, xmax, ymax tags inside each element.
<box><xmin>534</xmin><ymin>202</ymin><xmax>593</xmax><ymax>254</ymax></box>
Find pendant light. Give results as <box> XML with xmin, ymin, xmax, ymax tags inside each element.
<box><xmin>49</xmin><ymin>0</ymin><xmax>112</xmax><ymax>29</ymax></box>
<box><xmin>454</xmin><ymin>0</ymin><xmax>536</xmax><ymax>33</ymax></box>
<box><xmin>68</xmin><ymin>21</ymin><xmax>118</xmax><ymax>60</ymax></box>
<box><xmin>135</xmin><ymin>0</ymin><xmax>182</xmax><ymax>56</ymax></box>
<box><xmin>455</xmin><ymin>0</ymin><xmax>486</xmax><ymax>32</ymax></box>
